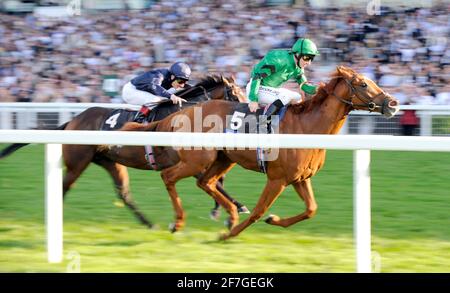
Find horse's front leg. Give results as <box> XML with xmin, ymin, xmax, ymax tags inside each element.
<box><xmin>197</xmin><ymin>158</ymin><xmax>239</xmax><ymax>229</ymax></box>
<box><xmin>221</xmin><ymin>179</ymin><xmax>285</xmax><ymax>240</ymax></box>
<box><xmin>265</xmin><ymin>178</ymin><xmax>318</xmax><ymax>227</ymax></box>
<box><xmin>210</xmin><ymin>177</ymin><xmax>250</xmax><ymax>220</ymax></box>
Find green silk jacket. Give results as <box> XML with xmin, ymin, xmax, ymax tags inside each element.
<box><xmin>248</xmin><ymin>49</ymin><xmax>317</xmax><ymax>102</ymax></box>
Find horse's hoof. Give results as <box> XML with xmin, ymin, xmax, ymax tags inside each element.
<box><xmin>223</xmin><ymin>218</ymin><xmax>233</xmax><ymax>230</ymax></box>
<box><xmin>168</xmin><ymin>223</ymin><xmax>178</xmax><ymax>233</ymax></box>
<box><xmin>238</xmin><ymin>206</ymin><xmax>250</xmax><ymax>214</ymax></box>
<box><xmin>264</xmin><ymin>214</ymin><xmax>279</xmax><ymax>224</ymax></box>
<box><xmin>218</xmin><ymin>231</ymin><xmax>229</xmax><ymax>241</ymax></box>
<box><xmin>210</xmin><ymin>209</ymin><xmax>220</xmax><ymax>221</ymax></box>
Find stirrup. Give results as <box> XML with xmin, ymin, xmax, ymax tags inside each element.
<box><xmin>134</xmin><ymin>106</ymin><xmax>151</xmax><ymax>123</ymax></box>
<box><xmin>133</xmin><ymin>113</ymin><xmax>146</xmax><ymax>123</ymax></box>
<box><xmin>263</xmin><ymin>100</ymin><xmax>283</xmax><ymax>134</ymax></box>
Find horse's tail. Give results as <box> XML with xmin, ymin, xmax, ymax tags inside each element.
<box><xmin>119</xmin><ymin>121</ymin><xmax>160</xmax><ymax>132</ymax></box>
<box><xmin>0</xmin><ymin>122</ymin><xmax>69</xmax><ymax>160</ymax></box>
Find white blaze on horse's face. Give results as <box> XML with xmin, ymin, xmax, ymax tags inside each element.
<box><xmin>365</xmin><ymin>78</ymin><xmax>400</xmax><ymax>118</ymax></box>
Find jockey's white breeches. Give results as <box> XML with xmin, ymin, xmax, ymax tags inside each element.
<box><xmin>246</xmin><ymin>79</ymin><xmax>301</xmax><ymax>106</ymax></box>
<box><xmin>122</xmin><ymin>82</ymin><xmax>176</xmax><ymax>109</ymax></box>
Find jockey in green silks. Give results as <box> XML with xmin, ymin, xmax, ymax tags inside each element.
<box><xmin>246</xmin><ymin>38</ymin><xmax>321</xmax><ymax>118</ymax></box>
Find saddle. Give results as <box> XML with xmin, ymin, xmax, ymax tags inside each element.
<box><xmin>225</xmin><ymin>103</ymin><xmax>288</xmax><ymax>173</ymax></box>
<box><xmin>101</xmin><ymin>108</ymin><xmax>159</xmax><ymax>170</ymax></box>
<box><xmin>101</xmin><ymin>105</ymin><xmax>166</xmax><ymax>131</ymax></box>
<box><xmin>224</xmin><ymin>103</ymin><xmax>287</xmax><ymax>134</ymax></box>
<box><xmin>101</xmin><ymin>109</ymin><xmax>136</xmax><ymax>131</ymax></box>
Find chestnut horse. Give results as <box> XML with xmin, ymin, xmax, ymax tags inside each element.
<box><xmin>0</xmin><ymin>75</ymin><xmax>248</xmax><ymax>229</ymax></box>
<box><xmin>122</xmin><ymin>66</ymin><xmax>400</xmax><ymax>238</ymax></box>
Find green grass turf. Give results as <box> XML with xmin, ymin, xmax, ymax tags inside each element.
<box><xmin>0</xmin><ymin>144</ymin><xmax>449</xmax><ymax>272</ymax></box>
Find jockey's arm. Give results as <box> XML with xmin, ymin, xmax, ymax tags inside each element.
<box><xmin>297</xmin><ymin>74</ymin><xmax>318</xmax><ymax>95</ymax></box>
<box><xmin>148</xmin><ymin>74</ymin><xmax>172</xmax><ymax>99</ymax></box>
<box><xmin>249</xmin><ymin>66</ymin><xmax>275</xmax><ymax>102</ymax></box>
<box><xmin>248</xmin><ymin>78</ymin><xmax>262</xmax><ymax>102</ymax></box>
<box><xmin>301</xmin><ymin>83</ymin><xmax>318</xmax><ymax>95</ymax></box>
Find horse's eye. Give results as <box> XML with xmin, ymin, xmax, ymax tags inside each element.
<box><xmin>361</xmin><ymin>83</ymin><xmax>367</xmax><ymax>88</ymax></box>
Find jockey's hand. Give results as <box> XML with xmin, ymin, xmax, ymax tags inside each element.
<box><xmin>248</xmin><ymin>101</ymin><xmax>259</xmax><ymax>112</ymax></box>
<box><xmin>290</xmin><ymin>98</ymin><xmax>302</xmax><ymax>105</ymax></box>
<box><xmin>170</xmin><ymin>94</ymin><xmax>187</xmax><ymax>106</ymax></box>
<box><xmin>299</xmin><ymin>88</ymin><xmax>306</xmax><ymax>102</ymax></box>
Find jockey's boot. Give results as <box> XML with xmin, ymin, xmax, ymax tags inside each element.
<box><xmin>134</xmin><ymin>106</ymin><xmax>151</xmax><ymax>123</ymax></box>
<box><xmin>263</xmin><ymin>99</ymin><xmax>284</xmax><ymax>134</ymax></box>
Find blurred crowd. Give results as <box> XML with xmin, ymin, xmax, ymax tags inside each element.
<box><xmin>0</xmin><ymin>0</ymin><xmax>449</xmax><ymax>105</ymax></box>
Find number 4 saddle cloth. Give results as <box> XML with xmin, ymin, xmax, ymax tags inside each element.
<box><xmin>100</xmin><ymin>109</ymin><xmax>158</xmax><ymax>170</ymax></box>
<box><xmin>101</xmin><ymin>109</ymin><xmax>137</xmax><ymax>131</ymax></box>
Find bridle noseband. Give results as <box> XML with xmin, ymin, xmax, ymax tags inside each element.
<box><xmin>331</xmin><ymin>74</ymin><xmax>390</xmax><ymax>114</ymax></box>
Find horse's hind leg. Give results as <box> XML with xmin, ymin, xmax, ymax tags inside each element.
<box><xmin>63</xmin><ymin>145</ymin><xmax>95</xmax><ymax>197</ymax></box>
<box><xmin>160</xmin><ymin>152</ymin><xmax>218</xmax><ymax>232</ymax></box>
<box><xmin>265</xmin><ymin>178</ymin><xmax>317</xmax><ymax>228</ymax></box>
<box><xmin>94</xmin><ymin>157</ymin><xmax>154</xmax><ymax>229</ymax></box>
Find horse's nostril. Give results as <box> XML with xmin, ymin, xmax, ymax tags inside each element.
<box><xmin>389</xmin><ymin>100</ymin><xmax>399</xmax><ymax>107</ymax></box>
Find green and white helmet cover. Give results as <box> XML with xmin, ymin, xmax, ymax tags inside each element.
<box><xmin>291</xmin><ymin>38</ymin><xmax>320</xmax><ymax>56</ymax></box>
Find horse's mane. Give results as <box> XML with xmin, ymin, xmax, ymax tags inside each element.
<box><xmin>196</xmin><ymin>74</ymin><xmax>229</xmax><ymax>89</ymax></box>
<box><xmin>175</xmin><ymin>74</ymin><xmax>243</xmax><ymax>102</ymax></box>
<box><xmin>176</xmin><ymin>74</ymin><xmax>228</xmax><ymax>96</ymax></box>
<box><xmin>291</xmin><ymin>68</ymin><xmax>344</xmax><ymax>114</ymax></box>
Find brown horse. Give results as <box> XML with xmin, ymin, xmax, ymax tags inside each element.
<box><xmin>121</xmin><ymin>66</ymin><xmax>400</xmax><ymax>238</ymax></box>
<box><xmin>0</xmin><ymin>75</ymin><xmax>249</xmax><ymax>229</ymax></box>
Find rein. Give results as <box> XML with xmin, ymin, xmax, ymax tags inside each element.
<box><xmin>329</xmin><ymin>75</ymin><xmax>389</xmax><ymax>114</ymax></box>
<box><xmin>174</xmin><ymin>82</ymin><xmax>234</xmax><ymax>106</ymax></box>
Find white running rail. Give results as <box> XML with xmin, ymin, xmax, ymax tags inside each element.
<box><xmin>1</xmin><ymin>130</ymin><xmax>450</xmax><ymax>272</ymax></box>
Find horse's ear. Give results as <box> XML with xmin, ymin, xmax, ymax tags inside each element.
<box><xmin>336</xmin><ymin>65</ymin><xmax>351</xmax><ymax>79</ymax></box>
<box><xmin>230</xmin><ymin>75</ymin><xmax>236</xmax><ymax>83</ymax></box>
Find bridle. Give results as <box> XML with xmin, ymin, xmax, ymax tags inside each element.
<box><xmin>197</xmin><ymin>85</ymin><xmax>234</xmax><ymax>101</ymax></box>
<box><xmin>330</xmin><ymin>74</ymin><xmax>390</xmax><ymax>114</ymax></box>
<box><xmin>176</xmin><ymin>81</ymin><xmax>236</xmax><ymax>105</ymax></box>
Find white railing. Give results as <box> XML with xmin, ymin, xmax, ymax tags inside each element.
<box><xmin>1</xmin><ymin>102</ymin><xmax>450</xmax><ymax>136</ymax></box>
<box><xmin>0</xmin><ymin>103</ymin><xmax>139</xmax><ymax>130</ymax></box>
<box><xmin>1</xmin><ymin>130</ymin><xmax>450</xmax><ymax>272</ymax></box>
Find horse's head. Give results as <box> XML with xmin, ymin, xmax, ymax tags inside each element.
<box><xmin>177</xmin><ymin>75</ymin><xmax>247</xmax><ymax>104</ymax></box>
<box><xmin>332</xmin><ymin>66</ymin><xmax>399</xmax><ymax>118</ymax></box>
<box><xmin>221</xmin><ymin>76</ymin><xmax>248</xmax><ymax>103</ymax></box>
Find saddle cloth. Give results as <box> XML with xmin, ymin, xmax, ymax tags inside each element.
<box><xmin>101</xmin><ymin>109</ymin><xmax>136</xmax><ymax>131</ymax></box>
<box><xmin>224</xmin><ymin>103</ymin><xmax>287</xmax><ymax>173</ymax></box>
<box><xmin>101</xmin><ymin>109</ymin><xmax>158</xmax><ymax>170</ymax></box>
<box><xmin>224</xmin><ymin>103</ymin><xmax>287</xmax><ymax>134</ymax></box>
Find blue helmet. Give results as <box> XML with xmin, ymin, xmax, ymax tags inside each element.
<box><xmin>169</xmin><ymin>62</ymin><xmax>191</xmax><ymax>80</ymax></box>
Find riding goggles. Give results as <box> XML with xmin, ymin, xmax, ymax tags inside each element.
<box><xmin>176</xmin><ymin>78</ymin><xmax>188</xmax><ymax>84</ymax></box>
<box><xmin>302</xmin><ymin>55</ymin><xmax>315</xmax><ymax>62</ymax></box>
